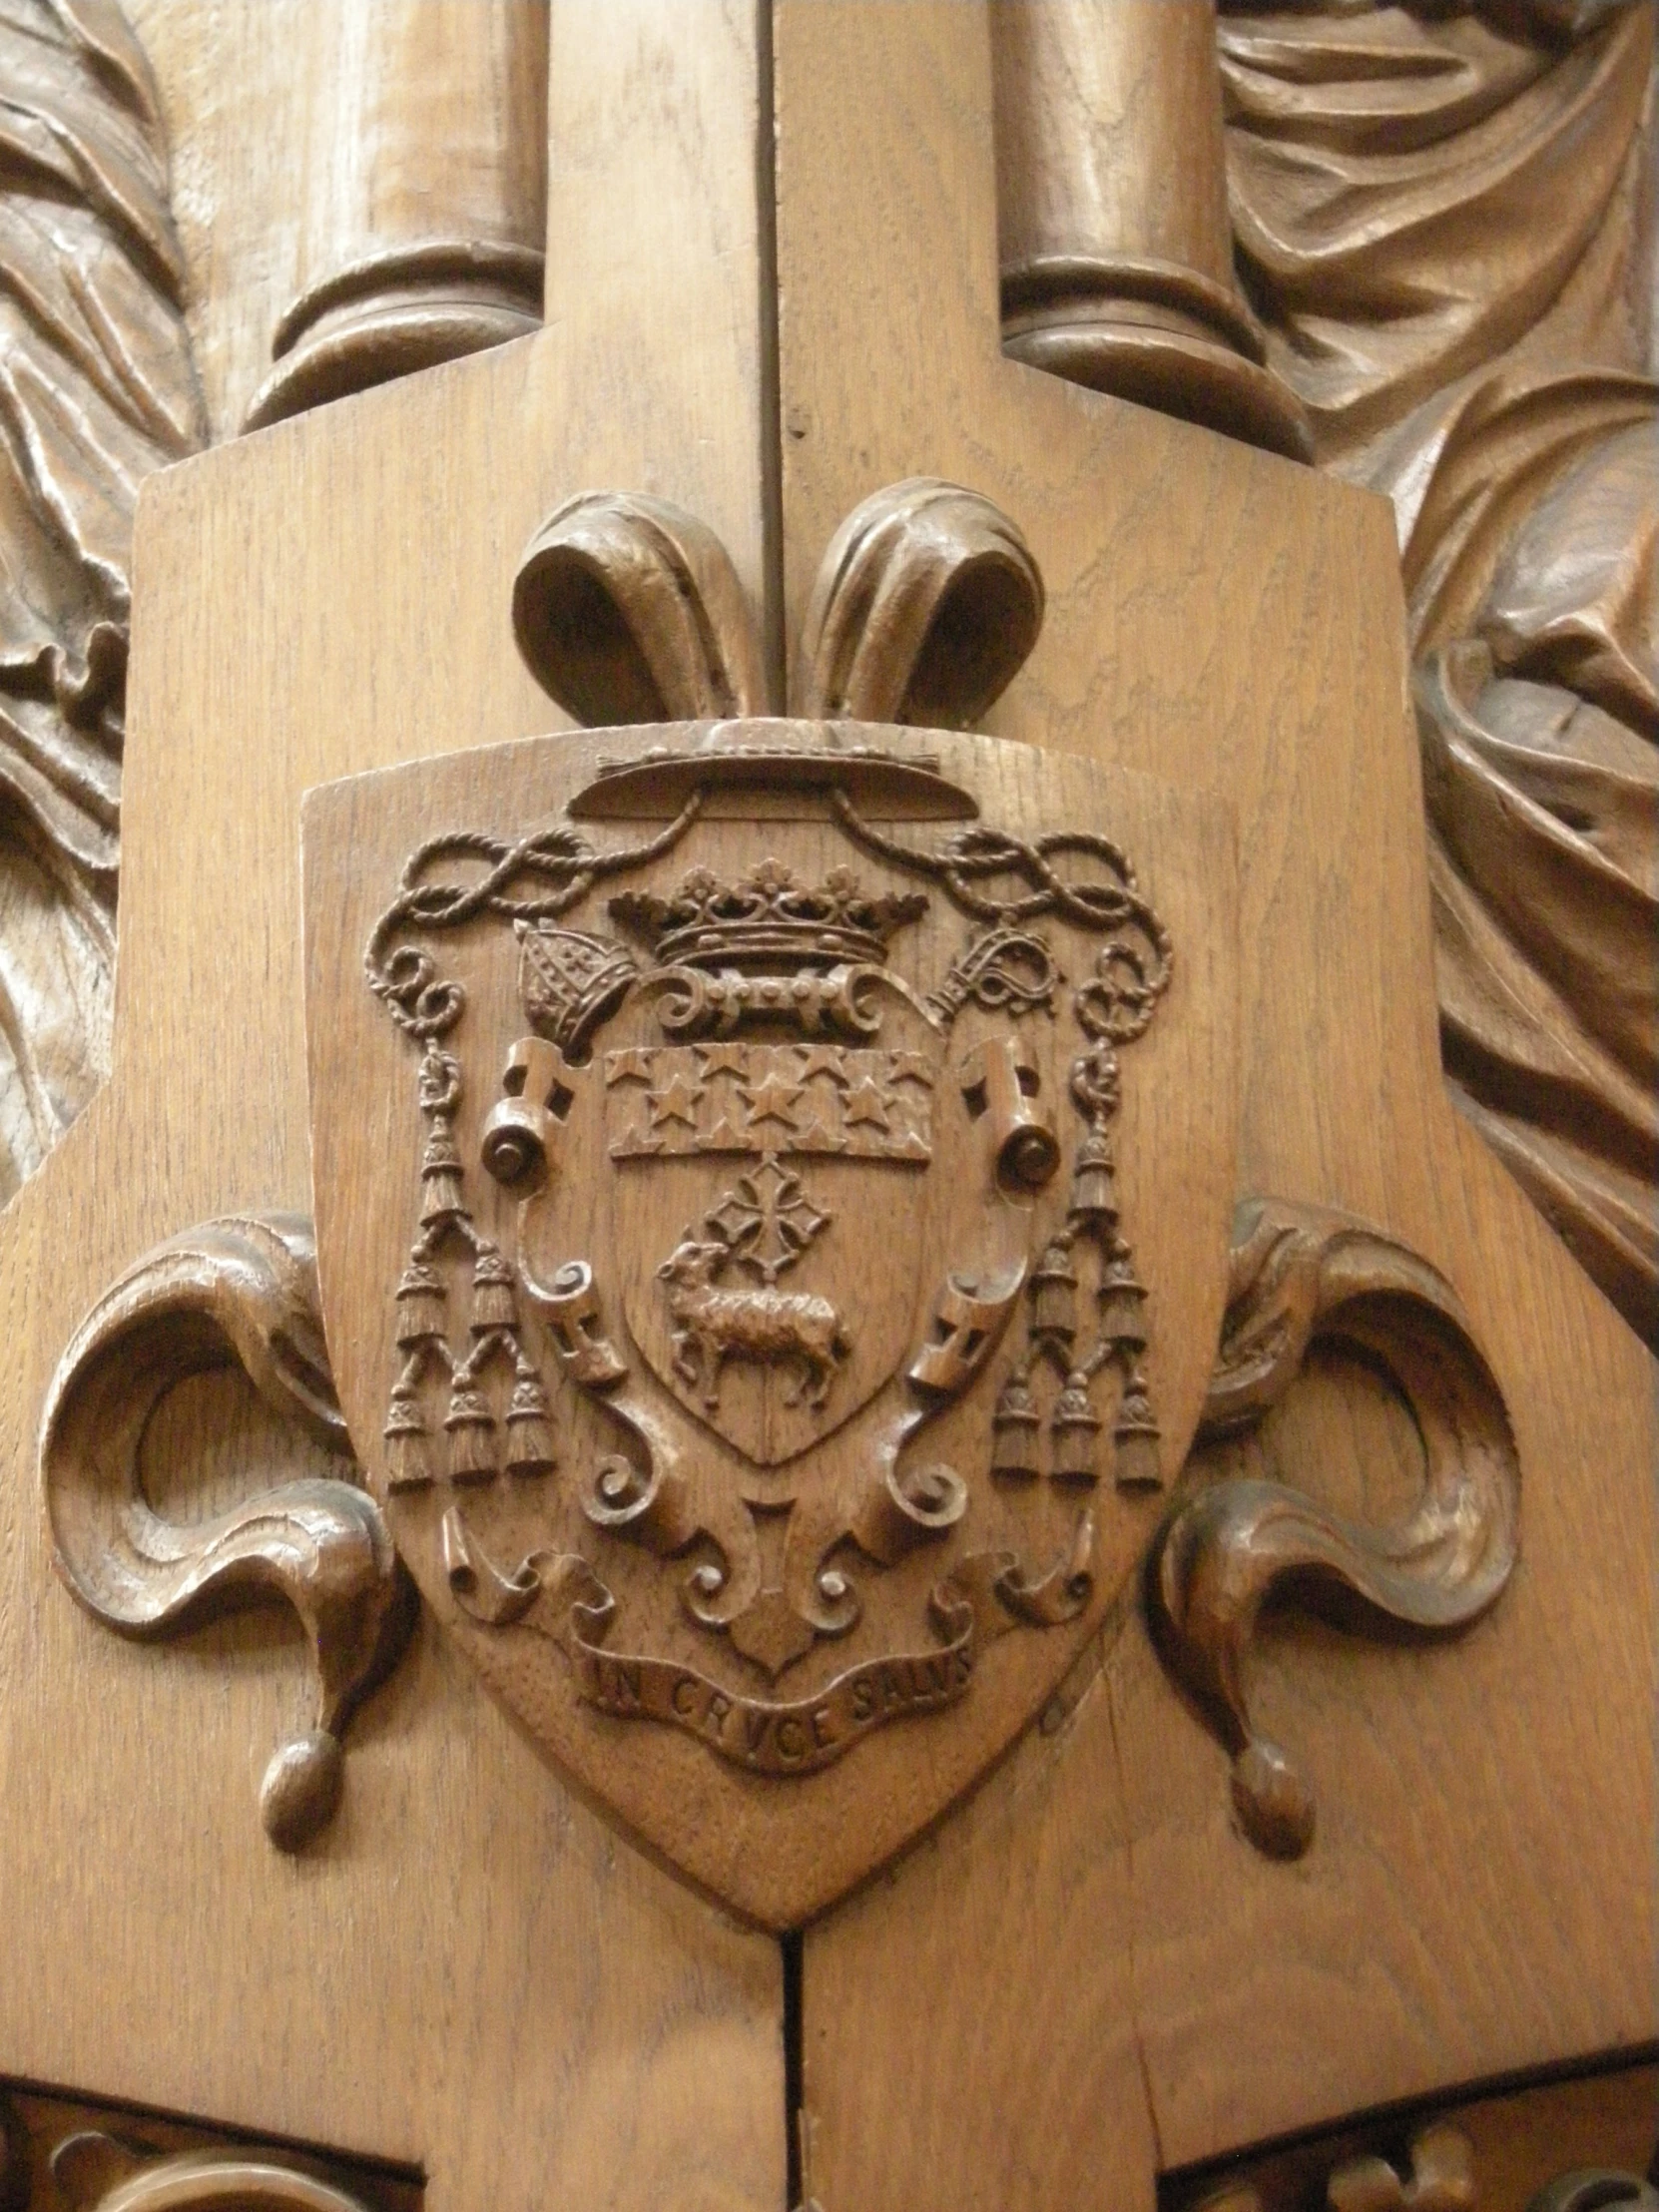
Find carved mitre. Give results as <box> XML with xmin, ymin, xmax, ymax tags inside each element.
<box><xmin>298</xmin><ymin>483</ymin><xmax>1241</xmax><ymax>1926</ymax></box>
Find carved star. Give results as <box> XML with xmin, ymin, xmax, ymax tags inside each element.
<box><xmin>649</xmin><ymin>1070</ymin><xmax>705</xmax><ymax>1128</ymax></box>
<box><xmin>742</xmin><ymin>1064</ymin><xmax>803</xmax><ymax>1131</ymax></box>
<box><xmin>607</xmin><ymin>1046</ymin><xmax>659</xmax><ymax>1086</ymax></box>
<box><xmin>885</xmin><ymin>1050</ymin><xmax>935</xmax><ymax>1089</ymax></box>
<box><xmin>840</xmin><ymin>1075</ymin><xmax>892</xmax><ymax>1129</ymax></box>
<box><xmin>792</xmin><ymin>1114</ymin><xmax>846</xmax><ymax>1154</ymax></box>
<box><xmin>795</xmin><ymin>1045</ymin><xmax>848</xmax><ymax>1085</ymax></box>
<box><xmin>697</xmin><ymin>1115</ymin><xmax>748</xmax><ymax>1152</ymax></box>
<box><xmin>697</xmin><ymin>1043</ymin><xmax>751</xmax><ymax>1080</ymax></box>
<box><xmin>610</xmin><ymin>1123</ymin><xmax>663</xmax><ymax>1158</ymax></box>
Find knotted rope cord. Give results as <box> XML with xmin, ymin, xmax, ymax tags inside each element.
<box><xmin>365</xmin><ymin>793</ymin><xmax>704</xmax><ymax>1038</ymax></box>
<box><xmin>830</xmin><ymin>788</ymin><xmax>1171</xmax><ymax>1041</ymax></box>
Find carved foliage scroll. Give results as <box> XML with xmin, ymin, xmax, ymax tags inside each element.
<box><xmin>39</xmin><ymin>1213</ymin><xmax>412</xmax><ymax>1849</ymax></box>
<box><xmin>1151</xmin><ymin>1199</ymin><xmax>1519</xmax><ymax>1858</ymax></box>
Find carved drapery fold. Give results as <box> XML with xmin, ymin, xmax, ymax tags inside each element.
<box><xmin>0</xmin><ymin>0</ymin><xmax>205</xmax><ymax>1198</ymax></box>
<box><xmin>39</xmin><ymin>1213</ymin><xmax>413</xmax><ymax>1850</ymax></box>
<box><xmin>1152</xmin><ymin>1199</ymin><xmax>1518</xmax><ymax>1858</ymax></box>
<box><xmin>1222</xmin><ymin>0</ymin><xmax>1659</xmax><ymax>1348</ymax></box>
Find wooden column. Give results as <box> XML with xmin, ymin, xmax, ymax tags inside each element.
<box><xmin>243</xmin><ymin>0</ymin><xmax>548</xmax><ymax>430</ymax></box>
<box><xmin>991</xmin><ymin>0</ymin><xmax>1310</xmax><ymax>460</ymax></box>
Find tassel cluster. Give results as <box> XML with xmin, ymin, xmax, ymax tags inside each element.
<box><xmin>380</xmin><ymin>1039</ymin><xmax>560</xmax><ymax>1500</ymax></box>
<box><xmin>988</xmin><ymin>1041</ymin><xmax>1162</xmax><ymax>1491</ymax></box>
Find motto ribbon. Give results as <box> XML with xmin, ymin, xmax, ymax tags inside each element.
<box><xmin>442</xmin><ymin>1507</ymin><xmax>1092</xmax><ymax>1778</ymax></box>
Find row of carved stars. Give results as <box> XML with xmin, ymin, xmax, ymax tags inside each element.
<box><xmin>606</xmin><ymin>1042</ymin><xmax>935</xmax><ymax>1086</ymax></box>
<box><xmin>605</xmin><ymin>1046</ymin><xmax>933</xmax><ymax>1132</ymax></box>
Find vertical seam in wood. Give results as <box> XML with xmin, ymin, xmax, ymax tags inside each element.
<box><xmin>755</xmin><ymin>0</ymin><xmax>786</xmax><ymax>711</ymax></box>
<box><xmin>783</xmin><ymin>1926</ymin><xmax>805</xmax><ymax>2211</ymax></box>
<box><xmin>1108</xmin><ymin>1662</ymin><xmax>1168</xmax><ymax>2178</ymax></box>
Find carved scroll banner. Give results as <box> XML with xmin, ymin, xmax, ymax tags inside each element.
<box><xmin>300</xmin><ymin>488</ymin><xmax>1242</xmax><ymax>1928</ymax></box>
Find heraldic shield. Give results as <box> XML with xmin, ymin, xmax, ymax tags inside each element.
<box><xmin>303</xmin><ymin>718</ymin><xmax>1238</xmax><ymax>1926</ymax></box>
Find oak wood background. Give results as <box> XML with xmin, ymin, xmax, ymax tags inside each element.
<box><xmin>0</xmin><ymin>12</ymin><xmax>785</xmax><ymax>2212</ymax></box>
<box><xmin>774</xmin><ymin>9</ymin><xmax>1654</xmax><ymax>2210</ymax></box>
<box><xmin>0</xmin><ymin>7</ymin><xmax>1649</xmax><ymax>2212</ymax></box>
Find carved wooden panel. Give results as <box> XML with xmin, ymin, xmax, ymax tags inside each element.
<box><xmin>1162</xmin><ymin>2058</ymin><xmax>1659</xmax><ymax>2212</ymax></box>
<box><xmin>775</xmin><ymin>6</ymin><xmax>1653</xmax><ymax>2202</ymax></box>
<box><xmin>0</xmin><ymin>5</ymin><xmax>1650</xmax><ymax>2210</ymax></box>
<box><xmin>0</xmin><ymin>2085</ymin><xmax>419</xmax><ymax>2212</ymax></box>
<box><xmin>0</xmin><ymin>19</ymin><xmax>787</xmax><ymax>2206</ymax></box>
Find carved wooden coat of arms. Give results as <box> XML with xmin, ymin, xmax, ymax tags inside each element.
<box><xmin>300</xmin><ymin>485</ymin><xmax>1240</xmax><ymax>1923</ymax></box>
<box><xmin>39</xmin><ymin>482</ymin><xmax>1514</xmax><ymax>1932</ymax></box>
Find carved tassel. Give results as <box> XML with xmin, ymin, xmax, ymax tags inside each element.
<box><xmin>504</xmin><ymin>1372</ymin><xmax>556</xmax><ymax>1476</ymax></box>
<box><xmin>1050</xmin><ymin>1374</ymin><xmax>1102</xmax><ymax>1482</ymax></box>
<box><xmin>1112</xmin><ymin>1375</ymin><xmax>1161</xmax><ymax>1490</ymax></box>
<box><xmin>990</xmin><ymin>1372</ymin><xmax>1042</xmax><ymax>1479</ymax></box>
<box><xmin>1097</xmin><ymin>1244</ymin><xmax>1148</xmax><ymax>1349</ymax></box>
<box><xmin>1067</xmin><ymin>1126</ymin><xmax>1118</xmax><ymax>1228</ymax></box>
<box><xmin>444</xmin><ymin>1384</ymin><xmax>497</xmax><ymax>1484</ymax></box>
<box><xmin>420</xmin><ymin>1119</ymin><xmax>467</xmax><ymax>1225</ymax></box>
<box><xmin>394</xmin><ymin>1259</ymin><xmax>447</xmax><ymax>1345</ymax></box>
<box><xmin>1030</xmin><ymin>1240</ymin><xmax>1078</xmax><ymax>1346</ymax></box>
<box><xmin>383</xmin><ymin>1388</ymin><xmax>433</xmax><ymax>1492</ymax></box>
<box><xmin>470</xmin><ymin>1245</ymin><xmax>517</xmax><ymax>1332</ymax></box>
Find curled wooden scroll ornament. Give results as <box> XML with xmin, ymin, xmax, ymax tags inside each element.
<box><xmin>511</xmin><ymin>479</ymin><xmax>1044</xmax><ymax>731</ymax></box>
<box><xmin>800</xmin><ymin>478</ymin><xmax>1044</xmax><ymax>728</ymax></box>
<box><xmin>1151</xmin><ymin>1198</ymin><xmax>1518</xmax><ymax>1858</ymax></box>
<box><xmin>53</xmin><ymin>2136</ymin><xmax>377</xmax><ymax>2212</ymax></box>
<box><xmin>40</xmin><ymin>1214</ymin><xmax>412</xmax><ymax>1851</ymax></box>
<box><xmin>512</xmin><ymin>491</ymin><xmax>768</xmax><ymax>725</ymax></box>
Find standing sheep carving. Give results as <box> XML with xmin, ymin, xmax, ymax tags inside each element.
<box><xmin>656</xmin><ymin>1236</ymin><xmax>850</xmax><ymax>1411</ymax></box>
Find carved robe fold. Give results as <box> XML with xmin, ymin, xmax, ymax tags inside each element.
<box><xmin>1222</xmin><ymin>0</ymin><xmax>1659</xmax><ymax>1346</ymax></box>
<box><xmin>0</xmin><ymin>0</ymin><xmax>204</xmax><ymax>1196</ymax></box>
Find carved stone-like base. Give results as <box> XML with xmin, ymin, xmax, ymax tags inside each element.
<box><xmin>1003</xmin><ymin>256</ymin><xmax>1313</xmax><ymax>464</ymax></box>
<box><xmin>243</xmin><ymin>243</ymin><xmax>544</xmax><ymax>431</ymax></box>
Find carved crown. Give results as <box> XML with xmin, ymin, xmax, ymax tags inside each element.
<box><xmin>610</xmin><ymin>859</ymin><xmax>926</xmax><ymax>972</ymax></box>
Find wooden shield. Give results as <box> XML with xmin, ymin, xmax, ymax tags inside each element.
<box><xmin>303</xmin><ymin>719</ymin><xmax>1237</xmax><ymax>1927</ymax></box>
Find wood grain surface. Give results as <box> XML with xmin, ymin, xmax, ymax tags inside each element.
<box><xmin>0</xmin><ymin>7</ymin><xmax>1650</xmax><ymax>2211</ymax></box>
<box><xmin>0</xmin><ymin>11</ymin><xmax>785</xmax><ymax>2211</ymax></box>
<box><xmin>774</xmin><ymin>7</ymin><xmax>1655</xmax><ymax>2205</ymax></box>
